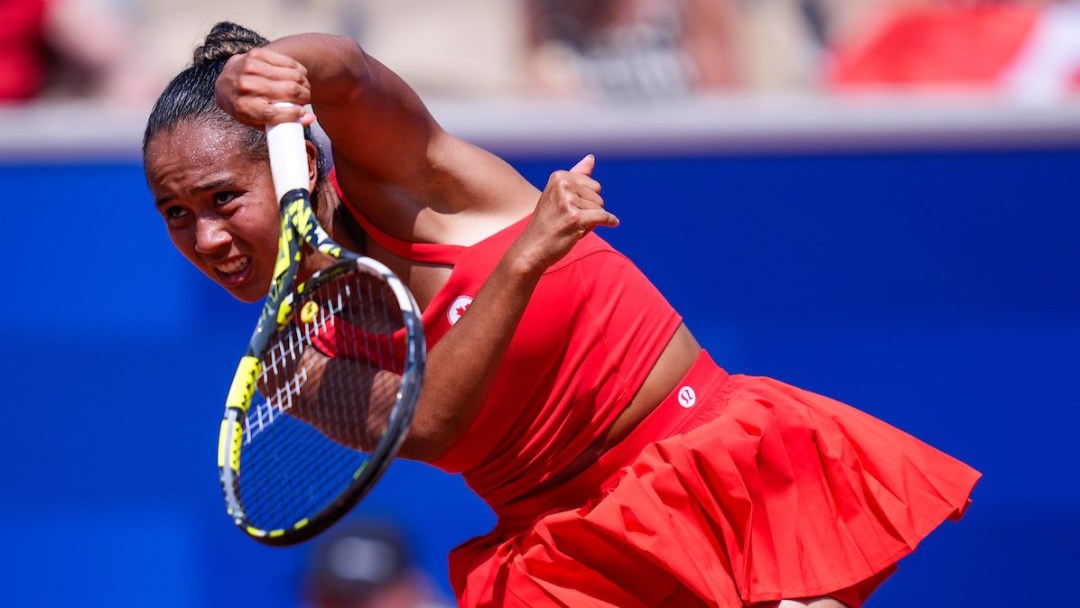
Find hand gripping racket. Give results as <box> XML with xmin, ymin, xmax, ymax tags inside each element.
<box><xmin>217</xmin><ymin>108</ymin><xmax>425</xmax><ymax>546</ymax></box>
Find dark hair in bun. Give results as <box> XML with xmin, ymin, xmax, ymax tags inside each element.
<box><xmin>192</xmin><ymin>21</ymin><xmax>269</xmax><ymax>65</ymax></box>
<box><xmin>144</xmin><ymin>22</ymin><xmax>326</xmax><ymax>179</ymax></box>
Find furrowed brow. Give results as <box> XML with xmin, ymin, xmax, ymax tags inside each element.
<box><xmin>154</xmin><ymin>178</ymin><xmax>239</xmax><ymax>208</ymax></box>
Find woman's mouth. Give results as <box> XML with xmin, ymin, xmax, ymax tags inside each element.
<box><xmin>214</xmin><ymin>256</ymin><xmax>254</xmax><ymax>287</ymax></box>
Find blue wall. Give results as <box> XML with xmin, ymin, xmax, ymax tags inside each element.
<box><xmin>1</xmin><ymin>144</ymin><xmax>1076</xmax><ymax>606</ymax></box>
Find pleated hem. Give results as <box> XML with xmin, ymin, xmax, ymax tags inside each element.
<box><xmin>448</xmin><ymin>360</ymin><xmax>982</xmax><ymax>608</ymax></box>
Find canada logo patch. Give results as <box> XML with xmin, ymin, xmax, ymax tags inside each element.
<box><xmin>447</xmin><ymin>295</ymin><xmax>473</xmax><ymax>325</ymax></box>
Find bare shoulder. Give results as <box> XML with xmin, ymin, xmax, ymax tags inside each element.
<box><xmin>332</xmin><ymin>131</ymin><xmax>540</xmax><ymax>247</ymax></box>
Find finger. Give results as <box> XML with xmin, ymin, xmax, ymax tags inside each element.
<box><xmin>598</xmin><ymin>210</ymin><xmax>619</xmax><ymax>228</ymax></box>
<box><xmin>570</xmin><ymin>189</ymin><xmax>605</xmax><ymax>211</ymax></box>
<box><xmin>239</xmin><ymin>61</ymin><xmax>310</xmax><ymax>89</ymax></box>
<box><xmin>247</xmin><ymin>47</ymin><xmax>309</xmax><ymax>71</ymax></box>
<box><xmin>268</xmin><ymin>80</ymin><xmax>312</xmax><ymax>106</ymax></box>
<box><xmin>228</xmin><ymin>61</ymin><xmax>306</xmax><ymax>99</ymax></box>
<box><xmin>570</xmin><ymin>153</ymin><xmax>595</xmax><ymax>176</ymax></box>
<box><xmin>572</xmin><ymin>173</ymin><xmax>602</xmax><ymax>195</ymax></box>
<box><xmin>551</xmin><ymin>170</ymin><xmax>601</xmax><ymax>199</ymax></box>
<box><xmin>256</xmin><ymin>100</ymin><xmax>308</xmax><ymax>127</ymax></box>
<box><xmin>578</xmin><ymin>207</ymin><xmax>620</xmax><ymax>231</ymax></box>
<box><xmin>235</xmin><ymin>77</ymin><xmax>311</xmax><ymax>107</ymax></box>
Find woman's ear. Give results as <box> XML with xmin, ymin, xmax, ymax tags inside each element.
<box><xmin>305</xmin><ymin>139</ymin><xmax>320</xmax><ymax>191</ymax></box>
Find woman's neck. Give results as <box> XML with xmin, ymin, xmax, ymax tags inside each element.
<box><xmin>316</xmin><ymin>182</ymin><xmax>366</xmax><ymax>255</ymax></box>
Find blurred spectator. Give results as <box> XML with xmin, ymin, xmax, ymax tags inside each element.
<box><xmin>354</xmin><ymin>0</ymin><xmax>531</xmax><ymax>98</ymax></box>
<box><xmin>827</xmin><ymin>0</ymin><xmax>1080</xmax><ymax>100</ymax></box>
<box><xmin>0</xmin><ymin>0</ymin><xmax>149</xmax><ymax>103</ymax></box>
<box><xmin>132</xmin><ymin>0</ymin><xmax>529</xmax><ymax>101</ymax></box>
<box><xmin>46</xmin><ymin>0</ymin><xmax>1075</xmax><ymax>105</ymax></box>
<box><xmin>301</xmin><ymin>518</ymin><xmax>453</xmax><ymax>608</ymax></box>
<box><xmin>134</xmin><ymin>0</ymin><xmax>354</xmax><ymax>100</ymax></box>
<box><xmin>729</xmin><ymin>0</ymin><xmax>825</xmax><ymax>92</ymax></box>
<box><xmin>524</xmin><ymin>0</ymin><xmax>738</xmax><ymax>100</ymax></box>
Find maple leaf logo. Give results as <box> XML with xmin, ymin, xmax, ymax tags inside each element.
<box><xmin>447</xmin><ymin>296</ymin><xmax>474</xmax><ymax>326</ymax></box>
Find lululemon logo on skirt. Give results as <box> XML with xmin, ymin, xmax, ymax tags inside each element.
<box><xmin>448</xmin><ymin>295</ymin><xmax>473</xmax><ymax>325</ymax></box>
<box><xmin>678</xmin><ymin>385</ymin><xmax>697</xmax><ymax>408</ymax></box>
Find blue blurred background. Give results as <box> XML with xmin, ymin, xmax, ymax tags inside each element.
<box><xmin>2</xmin><ymin>0</ymin><xmax>1080</xmax><ymax>604</ymax></box>
<box><xmin>1</xmin><ymin>134</ymin><xmax>1076</xmax><ymax>605</ymax></box>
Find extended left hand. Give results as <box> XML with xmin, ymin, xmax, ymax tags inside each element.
<box><xmin>510</xmin><ymin>154</ymin><xmax>619</xmax><ymax>275</ymax></box>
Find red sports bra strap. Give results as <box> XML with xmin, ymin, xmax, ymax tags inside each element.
<box><xmin>328</xmin><ymin>168</ymin><xmax>465</xmax><ymax>265</ymax></box>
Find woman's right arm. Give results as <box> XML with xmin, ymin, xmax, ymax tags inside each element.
<box><xmin>215</xmin><ymin>34</ymin><xmax>433</xmax><ymax>183</ymax></box>
<box><xmin>215</xmin><ymin>34</ymin><xmax>539</xmax><ymax>241</ymax></box>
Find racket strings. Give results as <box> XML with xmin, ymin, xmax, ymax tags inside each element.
<box><xmin>237</xmin><ymin>268</ymin><xmax>409</xmax><ymax>530</ymax></box>
<box><xmin>246</xmin><ymin>338</ymin><xmax>307</xmax><ymax>443</ymax></box>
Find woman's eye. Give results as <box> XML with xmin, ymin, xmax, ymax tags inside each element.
<box><xmin>214</xmin><ymin>192</ymin><xmax>239</xmax><ymax>206</ymax></box>
<box><xmin>164</xmin><ymin>206</ymin><xmax>188</xmax><ymax>220</ymax></box>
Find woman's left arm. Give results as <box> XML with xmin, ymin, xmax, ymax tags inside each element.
<box><xmin>403</xmin><ymin>155</ymin><xmax>618</xmax><ymax>462</ymax></box>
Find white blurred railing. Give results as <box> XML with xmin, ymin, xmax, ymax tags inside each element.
<box><xmin>2</xmin><ymin>94</ymin><xmax>1079</xmax><ymax>162</ymax></box>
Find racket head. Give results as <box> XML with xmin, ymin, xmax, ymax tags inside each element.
<box><xmin>218</xmin><ymin>256</ymin><xmax>425</xmax><ymax>545</ymax></box>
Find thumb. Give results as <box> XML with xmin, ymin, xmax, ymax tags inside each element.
<box><xmin>570</xmin><ymin>153</ymin><xmax>595</xmax><ymax>176</ymax></box>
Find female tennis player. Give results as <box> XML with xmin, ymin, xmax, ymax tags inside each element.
<box><xmin>144</xmin><ymin>22</ymin><xmax>980</xmax><ymax>608</ymax></box>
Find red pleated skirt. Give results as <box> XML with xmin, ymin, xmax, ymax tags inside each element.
<box><xmin>449</xmin><ymin>351</ymin><xmax>981</xmax><ymax>607</ymax></box>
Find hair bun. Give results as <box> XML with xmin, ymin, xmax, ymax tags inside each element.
<box><xmin>192</xmin><ymin>22</ymin><xmax>269</xmax><ymax>65</ymax></box>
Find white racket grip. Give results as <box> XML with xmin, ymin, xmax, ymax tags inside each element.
<box><xmin>265</xmin><ymin>103</ymin><xmax>309</xmax><ymax>201</ymax></box>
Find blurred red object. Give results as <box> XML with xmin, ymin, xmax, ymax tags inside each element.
<box><xmin>0</xmin><ymin>0</ymin><xmax>49</xmax><ymax>101</ymax></box>
<box><xmin>828</xmin><ymin>5</ymin><xmax>1042</xmax><ymax>90</ymax></box>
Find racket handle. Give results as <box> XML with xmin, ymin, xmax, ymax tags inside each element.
<box><xmin>265</xmin><ymin>103</ymin><xmax>309</xmax><ymax>201</ymax></box>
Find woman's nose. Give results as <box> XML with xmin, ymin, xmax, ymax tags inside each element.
<box><xmin>194</xmin><ymin>216</ymin><xmax>232</xmax><ymax>255</ymax></box>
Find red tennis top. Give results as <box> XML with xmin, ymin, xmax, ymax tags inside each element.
<box><xmin>328</xmin><ymin>174</ymin><xmax>981</xmax><ymax>608</ymax></box>
<box><xmin>330</xmin><ymin>171</ymin><xmax>682</xmax><ymax>510</ymax></box>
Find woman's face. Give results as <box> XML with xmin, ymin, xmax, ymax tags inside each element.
<box><xmin>145</xmin><ymin>120</ymin><xmax>280</xmax><ymax>303</ymax></box>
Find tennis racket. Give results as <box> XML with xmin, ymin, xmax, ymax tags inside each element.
<box><xmin>216</xmin><ymin>107</ymin><xmax>425</xmax><ymax>546</ymax></box>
